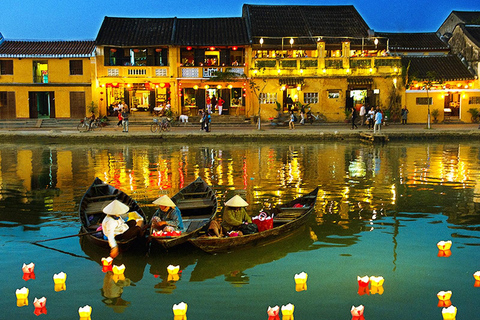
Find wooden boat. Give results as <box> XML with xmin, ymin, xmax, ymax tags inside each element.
<box><xmin>148</xmin><ymin>177</ymin><xmax>218</xmax><ymax>250</ymax></box>
<box><xmin>189</xmin><ymin>187</ymin><xmax>319</xmax><ymax>254</ymax></box>
<box><xmin>79</xmin><ymin>177</ymin><xmax>147</xmax><ymax>250</ymax></box>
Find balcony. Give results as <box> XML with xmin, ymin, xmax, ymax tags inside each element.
<box><xmin>99</xmin><ymin>66</ymin><xmax>169</xmax><ymax>78</ymax></box>
<box><xmin>180</xmin><ymin>66</ymin><xmax>246</xmax><ymax>78</ymax></box>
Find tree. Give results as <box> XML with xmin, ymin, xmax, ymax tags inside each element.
<box><xmin>422</xmin><ymin>71</ymin><xmax>437</xmax><ymax>129</ymax></box>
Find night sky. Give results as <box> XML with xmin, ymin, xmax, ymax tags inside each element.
<box><xmin>1</xmin><ymin>0</ymin><xmax>479</xmax><ymax>40</ymax></box>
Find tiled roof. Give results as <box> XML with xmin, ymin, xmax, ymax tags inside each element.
<box><xmin>376</xmin><ymin>32</ymin><xmax>449</xmax><ymax>51</ymax></box>
<box><xmin>0</xmin><ymin>40</ymin><xmax>95</xmax><ymax>57</ymax></box>
<box><xmin>96</xmin><ymin>17</ymin><xmax>175</xmax><ymax>46</ymax></box>
<box><xmin>173</xmin><ymin>18</ymin><xmax>250</xmax><ymax>46</ymax></box>
<box><xmin>243</xmin><ymin>4</ymin><xmax>370</xmax><ymax>46</ymax></box>
<box><xmin>452</xmin><ymin>11</ymin><xmax>480</xmax><ymax>25</ymax></box>
<box><xmin>461</xmin><ymin>25</ymin><xmax>480</xmax><ymax>48</ymax></box>
<box><xmin>402</xmin><ymin>55</ymin><xmax>474</xmax><ymax>81</ymax></box>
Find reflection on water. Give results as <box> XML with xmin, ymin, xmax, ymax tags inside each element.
<box><xmin>1</xmin><ymin>141</ymin><xmax>480</xmax><ymax>319</ymax></box>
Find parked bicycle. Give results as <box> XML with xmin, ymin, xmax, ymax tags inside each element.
<box><xmin>306</xmin><ymin>110</ymin><xmax>327</xmax><ymax>124</ymax></box>
<box><xmin>150</xmin><ymin>117</ymin><xmax>171</xmax><ymax>133</ymax></box>
<box><xmin>77</xmin><ymin>117</ymin><xmax>102</xmax><ymax>132</ymax></box>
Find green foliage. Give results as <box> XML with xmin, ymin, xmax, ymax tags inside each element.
<box><xmin>468</xmin><ymin>108</ymin><xmax>480</xmax><ymax>123</ymax></box>
<box><xmin>87</xmin><ymin>101</ymin><xmax>98</xmax><ymax>114</ymax></box>
<box><xmin>431</xmin><ymin>108</ymin><xmax>440</xmax><ymax>120</ymax></box>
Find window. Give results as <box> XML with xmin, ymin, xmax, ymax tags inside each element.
<box><xmin>259</xmin><ymin>93</ymin><xmax>277</xmax><ymax>104</ymax></box>
<box><xmin>304</xmin><ymin>92</ymin><xmax>318</xmax><ymax>104</ymax></box>
<box><xmin>0</xmin><ymin>92</ymin><xmax>6</xmax><ymax>107</ymax></box>
<box><xmin>416</xmin><ymin>97</ymin><xmax>433</xmax><ymax>105</ymax></box>
<box><xmin>69</xmin><ymin>60</ymin><xmax>83</xmax><ymax>75</ymax></box>
<box><xmin>33</xmin><ymin>61</ymin><xmax>48</xmax><ymax>83</ymax></box>
<box><xmin>105</xmin><ymin>47</ymin><xmax>168</xmax><ymax>66</ymax></box>
<box><xmin>328</xmin><ymin>90</ymin><xmax>340</xmax><ymax>99</ymax></box>
<box><xmin>469</xmin><ymin>96</ymin><xmax>480</xmax><ymax>104</ymax></box>
<box><xmin>0</xmin><ymin>60</ymin><xmax>13</xmax><ymax>75</ymax></box>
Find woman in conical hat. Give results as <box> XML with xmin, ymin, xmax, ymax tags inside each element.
<box><xmin>101</xmin><ymin>200</ymin><xmax>142</xmax><ymax>258</ymax></box>
<box><xmin>208</xmin><ymin>194</ymin><xmax>252</xmax><ymax>237</ymax></box>
<box><xmin>151</xmin><ymin>195</ymin><xmax>184</xmax><ymax>232</ymax></box>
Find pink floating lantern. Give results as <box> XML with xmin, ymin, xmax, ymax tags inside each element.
<box><xmin>437</xmin><ymin>291</ymin><xmax>452</xmax><ymax>307</ymax></box>
<box><xmin>267</xmin><ymin>305</ymin><xmax>280</xmax><ymax>320</ymax></box>
<box><xmin>33</xmin><ymin>297</ymin><xmax>47</xmax><ymax>316</ymax></box>
<box><xmin>357</xmin><ymin>276</ymin><xmax>370</xmax><ymax>296</ymax></box>
<box><xmin>437</xmin><ymin>240</ymin><xmax>452</xmax><ymax>250</ymax></box>
<box><xmin>351</xmin><ymin>305</ymin><xmax>365</xmax><ymax>320</ymax></box>
<box><xmin>22</xmin><ymin>262</ymin><xmax>35</xmax><ymax>274</ymax></box>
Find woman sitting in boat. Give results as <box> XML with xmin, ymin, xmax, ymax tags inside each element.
<box><xmin>102</xmin><ymin>200</ymin><xmax>143</xmax><ymax>258</ymax></box>
<box><xmin>208</xmin><ymin>195</ymin><xmax>253</xmax><ymax>236</ymax></box>
<box><xmin>151</xmin><ymin>195</ymin><xmax>184</xmax><ymax>233</ymax></box>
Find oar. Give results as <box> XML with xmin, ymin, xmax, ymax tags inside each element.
<box><xmin>31</xmin><ymin>242</ymin><xmax>92</xmax><ymax>261</ymax></box>
<box><xmin>32</xmin><ymin>230</ymin><xmax>99</xmax><ymax>244</ymax></box>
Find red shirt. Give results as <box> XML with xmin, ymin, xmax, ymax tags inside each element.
<box><xmin>217</xmin><ymin>98</ymin><xmax>225</xmax><ymax>106</ymax></box>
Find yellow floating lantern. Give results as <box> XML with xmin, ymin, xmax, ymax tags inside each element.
<box><xmin>33</xmin><ymin>297</ymin><xmax>47</xmax><ymax>316</ymax></box>
<box><xmin>112</xmin><ymin>264</ymin><xmax>125</xmax><ymax>275</ymax></box>
<box><xmin>281</xmin><ymin>303</ymin><xmax>294</xmax><ymax>320</ymax></box>
<box><xmin>15</xmin><ymin>287</ymin><xmax>29</xmax><ymax>307</ymax></box>
<box><xmin>54</xmin><ymin>283</ymin><xmax>66</xmax><ymax>292</ymax></box>
<box><xmin>168</xmin><ymin>274</ymin><xmax>180</xmax><ymax>282</ymax></box>
<box><xmin>173</xmin><ymin>302</ymin><xmax>188</xmax><ymax>320</ymax></box>
<box><xmin>437</xmin><ymin>291</ymin><xmax>452</xmax><ymax>307</ymax></box>
<box><xmin>167</xmin><ymin>265</ymin><xmax>180</xmax><ymax>275</ymax></box>
<box><xmin>442</xmin><ymin>305</ymin><xmax>457</xmax><ymax>320</ymax></box>
<box><xmin>437</xmin><ymin>240</ymin><xmax>452</xmax><ymax>250</ymax></box>
<box><xmin>294</xmin><ymin>272</ymin><xmax>308</xmax><ymax>291</ymax></box>
<box><xmin>53</xmin><ymin>272</ymin><xmax>67</xmax><ymax>284</ymax></box>
<box><xmin>369</xmin><ymin>276</ymin><xmax>384</xmax><ymax>286</ymax></box>
<box><xmin>78</xmin><ymin>305</ymin><xmax>92</xmax><ymax>320</ymax></box>
<box><xmin>267</xmin><ymin>305</ymin><xmax>280</xmax><ymax>320</ymax></box>
<box><xmin>351</xmin><ymin>305</ymin><xmax>364</xmax><ymax>320</ymax></box>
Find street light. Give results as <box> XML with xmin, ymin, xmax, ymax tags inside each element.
<box><xmin>260</xmin><ymin>38</ymin><xmax>264</xmax><ymax>47</ymax></box>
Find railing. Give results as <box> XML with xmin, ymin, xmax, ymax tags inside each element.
<box><xmin>180</xmin><ymin>66</ymin><xmax>246</xmax><ymax>78</ymax></box>
<box><xmin>100</xmin><ymin>67</ymin><xmax>169</xmax><ymax>78</ymax></box>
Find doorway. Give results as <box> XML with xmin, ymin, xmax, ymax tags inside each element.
<box><xmin>444</xmin><ymin>92</ymin><xmax>460</xmax><ymax>119</ymax></box>
<box><xmin>29</xmin><ymin>92</ymin><xmax>55</xmax><ymax>118</ymax></box>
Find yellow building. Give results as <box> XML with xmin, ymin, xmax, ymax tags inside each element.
<box><xmin>0</xmin><ymin>36</ymin><xmax>96</xmax><ymax>119</ymax></box>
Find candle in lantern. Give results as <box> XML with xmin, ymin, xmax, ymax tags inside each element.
<box><xmin>15</xmin><ymin>287</ymin><xmax>29</xmax><ymax>307</ymax></box>
<box><xmin>167</xmin><ymin>265</ymin><xmax>180</xmax><ymax>275</ymax></box>
<box><xmin>281</xmin><ymin>303</ymin><xmax>294</xmax><ymax>320</ymax></box>
<box><xmin>78</xmin><ymin>305</ymin><xmax>92</xmax><ymax>320</ymax></box>
<box><xmin>267</xmin><ymin>305</ymin><xmax>280</xmax><ymax>320</ymax></box>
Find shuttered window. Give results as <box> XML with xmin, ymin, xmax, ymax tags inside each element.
<box><xmin>69</xmin><ymin>60</ymin><xmax>83</xmax><ymax>75</ymax></box>
<box><xmin>0</xmin><ymin>60</ymin><xmax>13</xmax><ymax>75</ymax></box>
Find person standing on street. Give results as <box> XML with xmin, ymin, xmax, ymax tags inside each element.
<box><xmin>374</xmin><ymin>108</ymin><xmax>383</xmax><ymax>134</ymax></box>
<box><xmin>351</xmin><ymin>107</ymin><xmax>358</xmax><ymax>129</ymax></box>
<box><xmin>359</xmin><ymin>104</ymin><xmax>366</xmax><ymax>126</ymax></box>
<box><xmin>401</xmin><ymin>106</ymin><xmax>409</xmax><ymax>125</ymax></box>
<box><xmin>121</xmin><ymin>107</ymin><xmax>129</xmax><ymax>133</ymax></box>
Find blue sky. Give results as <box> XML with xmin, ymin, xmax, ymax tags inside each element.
<box><xmin>1</xmin><ymin>0</ymin><xmax>479</xmax><ymax>40</ymax></box>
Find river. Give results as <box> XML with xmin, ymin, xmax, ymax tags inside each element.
<box><xmin>1</xmin><ymin>141</ymin><xmax>479</xmax><ymax>319</ymax></box>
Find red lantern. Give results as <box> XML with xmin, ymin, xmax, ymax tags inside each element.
<box><xmin>209</xmin><ymin>47</ymin><xmax>215</xmax><ymax>51</ymax></box>
<box><xmin>110</xmin><ymin>48</ymin><xmax>117</xmax><ymax>53</ymax></box>
<box><xmin>186</xmin><ymin>46</ymin><xmax>192</xmax><ymax>51</ymax></box>
<box><xmin>100</xmin><ymin>98</ymin><xmax>104</xmax><ymax>101</ymax></box>
<box><xmin>100</xmin><ymin>92</ymin><xmax>104</xmax><ymax>94</ymax></box>
<box><xmin>155</xmin><ymin>48</ymin><xmax>162</xmax><ymax>52</ymax></box>
<box><xmin>133</xmin><ymin>49</ymin><xmax>140</xmax><ymax>53</ymax></box>
<box><xmin>232</xmin><ymin>46</ymin><xmax>238</xmax><ymax>51</ymax></box>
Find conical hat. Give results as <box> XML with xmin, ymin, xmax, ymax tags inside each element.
<box><xmin>225</xmin><ymin>195</ymin><xmax>248</xmax><ymax>207</ymax></box>
<box><xmin>152</xmin><ymin>195</ymin><xmax>176</xmax><ymax>207</ymax></box>
<box><xmin>102</xmin><ymin>200</ymin><xmax>129</xmax><ymax>215</ymax></box>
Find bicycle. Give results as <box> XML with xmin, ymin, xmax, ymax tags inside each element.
<box><xmin>150</xmin><ymin>117</ymin><xmax>171</xmax><ymax>133</ymax></box>
<box><xmin>306</xmin><ymin>111</ymin><xmax>327</xmax><ymax>124</ymax></box>
<box><xmin>77</xmin><ymin>117</ymin><xmax>102</xmax><ymax>132</ymax></box>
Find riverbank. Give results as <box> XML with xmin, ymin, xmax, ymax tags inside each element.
<box><xmin>0</xmin><ymin>122</ymin><xmax>479</xmax><ymax>144</ymax></box>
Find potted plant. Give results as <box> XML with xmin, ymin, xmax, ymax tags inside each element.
<box><xmin>431</xmin><ymin>108</ymin><xmax>440</xmax><ymax>124</ymax></box>
<box><xmin>467</xmin><ymin>108</ymin><xmax>479</xmax><ymax>123</ymax></box>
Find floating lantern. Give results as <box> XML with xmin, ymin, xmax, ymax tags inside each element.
<box><xmin>281</xmin><ymin>303</ymin><xmax>294</xmax><ymax>320</ymax></box>
<box><xmin>357</xmin><ymin>275</ymin><xmax>370</xmax><ymax>295</ymax></box>
<box><xmin>173</xmin><ymin>302</ymin><xmax>188</xmax><ymax>320</ymax></box>
<box><xmin>369</xmin><ymin>276</ymin><xmax>384</xmax><ymax>286</ymax></box>
<box><xmin>167</xmin><ymin>265</ymin><xmax>180</xmax><ymax>275</ymax></box>
<box><xmin>294</xmin><ymin>272</ymin><xmax>308</xmax><ymax>292</ymax></box>
<box><xmin>438</xmin><ymin>249</ymin><xmax>452</xmax><ymax>257</ymax></box>
<box><xmin>101</xmin><ymin>257</ymin><xmax>113</xmax><ymax>272</ymax></box>
<box><xmin>22</xmin><ymin>262</ymin><xmax>35</xmax><ymax>274</ymax></box>
<box><xmin>474</xmin><ymin>271</ymin><xmax>480</xmax><ymax>287</ymax></box>
<box><xmin>351</xmin><ymin>305</ymin><xmax>365</xmax><ymax>320</ymax></box>
<box><xmin>78</xmin><ymin>305</ymin><xmax>92</xmax><ymax>320</ymax></box>
<box><xmin>112</xmin><ymin>264</ymin><xmax>125</xmax><ymax>275</ymax></box>
<box><xmin>437</xmin><ymin>241</ymin><xmax>452</xmax><ymax>250</ymax></box>
<box><xmin>437</xmin><ymin>291</ymin><xmax>452</xmax><ymax>307</ymax></box>
<box><xmin>267</xmin><ymin>305</ymin><xmax>280</xmax><ymax>320</ymax></box>
<box><xmin>23</xmin><ymin>271</ymin><xmax>36</xmax><ymax>281</ymax></box>
<box><xmin>16</xmin><ymin>287</ymin><xmax>29</xmax><ymax>307</ymax></box>
<box><xmin>53</xmin><ymin>271</ymin><xmax>67</xmax><ymax>292</ymax></box>
<box><xmin>442</xmin><ymin>305</ymin><xmax>457</xmax><ymax>320</ymax></box>
<box><xmin>33</xmin><ymin>297</ymin><xmax>47</xmax><ymax>316</ymax></box>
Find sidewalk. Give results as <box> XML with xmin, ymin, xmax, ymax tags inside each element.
<box><xmin>0</xmin><ymin>122</ymin><xmax>479</xmax><ymax>144</ymax></box>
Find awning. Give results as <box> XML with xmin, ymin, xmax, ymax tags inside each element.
<box><xmin>279</xmin><ymin>78</ymin><xmax>305</xmax><ymax>86</ymax></box>
<box><xmin>347</xmin><ymin>78</ymin><xmax>373</xmax><ymax>85</ymax></box>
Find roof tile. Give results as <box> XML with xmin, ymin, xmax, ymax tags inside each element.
<box><xmin>0</xmin><ymin>40</ymin><xmax>95</xmax><ymax>57</ymax></box>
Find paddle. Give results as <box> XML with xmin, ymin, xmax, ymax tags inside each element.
<box><xmin>32</xmin><ymin>230</ymin><xmax>99</xmax><ymax>244</ymax></box>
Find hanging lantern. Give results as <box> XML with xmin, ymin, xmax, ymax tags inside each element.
<box><xmin>204</xmin><ymin>85</ymin><xmax>209</xmax><ymax>89</ymax></box>
<box><xmin>210</xmin><ymin>46</ymin><xmax>215</xmax><ymax>51</ymax></box>
<box><xmin>232</xmin><ymin>46</ymin><xmax>238</xmax><ymax>51</ymax></box>
<box><xmin>267</xmin><ymin>305</ymin><xmax>280</xmax><ymax>320</ymax></box>
<box><xmin>228</xmin><ymin>84</ymin><xmax>233</xmax><ymax>89</ymax></box>
<box><xmin>193</xmin><ymin>85</ymin><xmax>199</xmax><ymax>90</ymax></box>
<box><xmin>155</xmin><ymin>48</ymin><xmax>162</xmax><ymax>52</ymax></box>
<box><xmin>259</xmin><ymin>38</ymin><xmax>264</xmax><ymax>46</ymax></box>
<box><xmin>78</xmin><ymin>305</ymin><xmax>92</xmax><ymax>320</ymax></box>
<box><xmin>110</xmin><ymin>48</ymin><xmax>117</xmax><ymax>53</ymax></box>
<box><xmin>289</xmin><ymin>38</ymin><xmax>294</xmax><ymax>47</ymax></box>
<box><xmin>217</xmin><ymin>85</ymin><xmax>222</xmax><ymax>90</ymax></box>
<box><xmin>133</xmin><ymin>49</ymin><xmax>140</xmax><ymax>53</ymax></box>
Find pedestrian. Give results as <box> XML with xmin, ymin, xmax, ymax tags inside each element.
<box><xmin>121</xmin><ymin>107</ymin><xmax>129</xmax><ymax>133</ymax></box>
<box><xmin>374</xmin><ymin>108</ymin><xmax>383</xmax><ymax>134</ymax></box>
<box><xmin>300</xmin><ymin>105</ymin><xmax>305</xmax><ymax>125</ymax></box>
<box><xmin>206</xmin><ymin>95</ymin><xmax>212</xmax><ymax>114</ymax></box>
<box><xmin>289</xmin><ymin>111</ymin><xmax>295</xmax><ymax>130</ymax></box>
<box><xmin>217</xmin><ymin>97</ymin><xmax>225</xmax><ymax>115</ymax></box>
<box><xmin>401</xmin><ymin>106</ymin><xmax>409</xmax><ymax>125</ymax></box>
<box><xmin>359</xmin><ymin>104</ymin><xmax>366</xmax><ymax>126</ymax></box>
<box><xmin>116</xmin><ymin>112</ymin><xmax>123</xmax><ymax>127</ymax></box>
<box><xmin>204</xmin><ymin>112</ymin><xmax>212</xmax><ymax>132</ymax></box>
<box><xmin>199</xmin><ymin>109</ymin><xmax>205</xmax><ymax>131</ymax></box>
<box><xmin>286</xmin><ymin>95</ymin><xmax>294</xmax><ymax>112</ymax></box>
<box><xmin>211</xmin><ymin>95</ymin><xmax>217</xmax><ymax>113</ymax></box>
<box><xmin>367</xmin><ymin>107</ymin><xmax>375</xmax><ymax>129</ymax></box>
<box><xmin>351</xmin><ymin>107</ymin><xmax>358</xmax><ymax>129</ymax></box>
